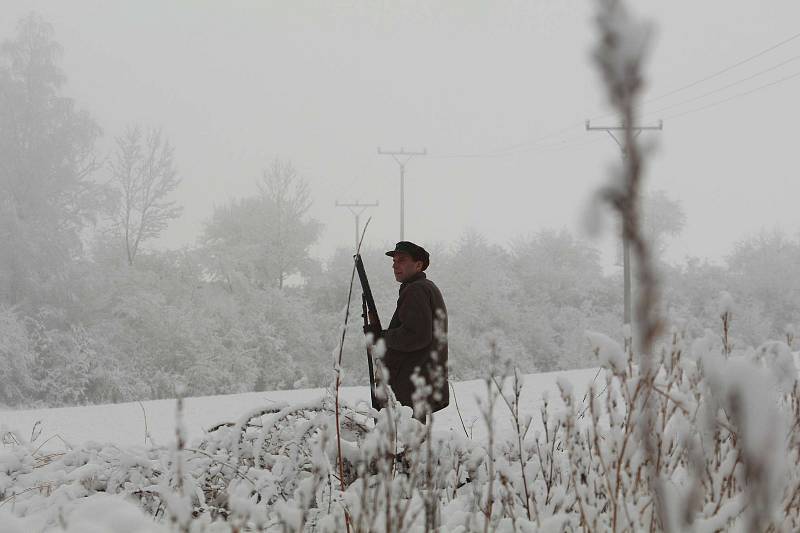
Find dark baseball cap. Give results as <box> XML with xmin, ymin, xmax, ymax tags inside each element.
<box><xmin>386</xmin><ymin>241</ymin><xmax>430</xmax><ymax>269</ymax></box>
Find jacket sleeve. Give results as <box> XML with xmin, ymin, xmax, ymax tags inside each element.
<box><xmin>383</xmin><ymin>285</ymin><xmax>433</xmax><ymax>353</ymax></box>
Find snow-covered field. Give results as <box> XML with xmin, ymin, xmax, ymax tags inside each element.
<box><xmin>3</xmin><ymin>338</ymin><xmax>800</xmax><ymax>532</ymax></box>
<box><xmin>0</xmin><ymin>367</ymin><xmax>600</xmax><ymax>449</ymax></box>
<box><xmin>0</xmin><ymin>367</ymin><xmax>605</xmax><ymax>532</ymax></box>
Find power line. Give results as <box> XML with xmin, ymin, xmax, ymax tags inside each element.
<box><xmin>431</xmin><ymin>30</ymin><xmax>800</xmax><ymax>160</ymax></box>
<box><xmin>336</xmin><ymin>175</ymin><xmax>366</xmax><ymax>199</ymax></box>
<box><xmin>426</xmin><ymin>60</ymin><xmax>796</xmax><ymax>164</ymax></box>
<box><xmin>589</xmin><ymin>29</ymin><xmax>800</xmax><ymax>123</ymax></box>
<box><xmin>429</xmin><ymin>121</ymin><xmax>586</xmax><ymax>159</ymax></box>
<box><xmin>645</xmin><ymin>29</ymin><xmax>800</xmax><ymax>105</ymax></box>
<box><xmin>431</xmin><ymin>63</ymin><xmax>797</xmax><ymax>161</ymax></box>
<box><xmin>642</xmin><ymin>55</ymin><xmax>800</xmax><ymax>118</ymax></box>
<box><xmin>664</xmin><ymin>69</ymin><xmax>800</xmax><ymax>121</ymax></box>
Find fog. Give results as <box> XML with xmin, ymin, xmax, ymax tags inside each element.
<box><xmin>2</xmin><ymin>0</ymin><xmax>800</xmax><ymax>409</ymax></box>
<box><xmin>7</xmin><ymin>3</ymin><xmax>800</xmax><ymax>530</ymax></box>
<box><xmin>3</xmin><ymin>1</ymin><xmax>799</xmax><ymax>265</ymax></box>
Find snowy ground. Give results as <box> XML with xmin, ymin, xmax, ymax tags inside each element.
<box><xmin>0</xmin><ymin>367</ymin><xmax>600</xmax><ymax>449</ymax></box>
<box><xmin>4</xmin><ymin>353</ymin><xmax>800</xmax><ymax>531</ymax></box>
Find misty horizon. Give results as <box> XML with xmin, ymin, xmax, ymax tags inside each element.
<box><xmin>3</xmin><ymin>0</ymin><xmax>799</xmax><ymax>269</ymax></box>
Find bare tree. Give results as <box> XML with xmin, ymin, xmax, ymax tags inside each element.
<box><xmin>110</xmin><ymin>126</ymin><xmax>182</xmax><ymax>266</ymax></box>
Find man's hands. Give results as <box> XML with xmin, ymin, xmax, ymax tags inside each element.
<box><xmin>363</xmin><ymin>323</ymin><xmax>382</xmax><ymax>338</ymax></box>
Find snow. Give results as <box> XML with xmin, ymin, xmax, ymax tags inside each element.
<box><xmin>0</xmin><ymin>368</ymin><xmax>601</xmax><ymax>450</ymax></box>
<box><xmin>60</xmin><ymin>495</ymin><xmax>168</xmax><ymax>533</ymax></box>
<box><xmin>0</xmin><ymin>494</ymin><xmax>167</xmax><ymax>533</ymax></box>
<box><xmin>0</xmin><ymin>367</ymin><xmax>603</xmax><ymax>531</ymax></box>
<box><xmin>585</xmin><ymin>331</ymin><xmax>626</xmax><ymax>374</ymax></box>
<box><xmin>1</xmin><ymin>349</ymin><xmax>797</xmax><ymax>531</ymax></box>
<box><xmin>718</xmin><ymin>290</ymin><xmax>735</xmax><ymax>318</ymax></box>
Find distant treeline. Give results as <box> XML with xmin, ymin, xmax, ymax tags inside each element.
<box><xmin>2</xmin><ymin>221</ymin><xmax>797</xmax><ymax>408</ymax></box>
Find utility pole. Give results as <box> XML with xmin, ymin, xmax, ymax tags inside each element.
<box><xmin>377</xmin><ymin>147</ymin><xmax>427</xmax><ymax>240</ymax></box>
<box><xmin>335</xmin><ymin>200</ymin><xmax>379</xmax><ymax>249</ymax></box>
<box><xmin>586</xmin><ymin>119</ymin><xmax>663</xmax><ymax>334</ymax></box>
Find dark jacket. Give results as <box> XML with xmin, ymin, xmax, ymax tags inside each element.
<box><xmin>382</xmin><ymin>272</ymin><xmax>449</xmax><ymax>414</ymax></box>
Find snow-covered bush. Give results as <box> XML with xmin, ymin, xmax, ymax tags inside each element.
<box><xmin>2</xmin><ymin>309</ymin><xmax>799</xmax><ymax>531</ymax></box>
<box><xmin>0</xmin><ymin>306</ymin><xmax>33</xmax><ymax>406</ymax></box>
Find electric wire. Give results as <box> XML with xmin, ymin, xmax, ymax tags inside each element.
<box><xmin>428</xmin><ymin>120</ymin><xmax>587</xmax><ymax>159</ymax></box>
<box><xmin>645</xmin><ymin>29</ymin><xmax>800</xmax><ymax>105</ymax></box>
<box><xmin>589</xmin><ymin>29</ymin><xmax>800</xmax><ymax>123</ymax></box>
<box><xmin>430</xmin><ymin>131</ymin><xmax>604</xmax><ymax>160</ymax></box>
<box><xmin>663</xmin><ymin>69</ymin><xmax>800</xmax><ymax>121</ymax></box>
<box><xmin>392</xmin><ymin>30</ymin><xmax>800</xmax><ymax>161</ymax></box>
<box><xmin>642</xmin><ymin>55</ymin><xmax>800</xmax><ymax>119</ymax></box>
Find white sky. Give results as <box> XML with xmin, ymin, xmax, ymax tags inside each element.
<box><xmin>2</xmin><ymin>0</ymin><xmax>799</xmax><ymax>267</ymax></box>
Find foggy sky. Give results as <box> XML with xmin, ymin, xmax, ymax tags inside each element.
<box><xmin>2</xmin><ymin>0</ymin><xmax>799</xmax><ymax>267</ymax></box>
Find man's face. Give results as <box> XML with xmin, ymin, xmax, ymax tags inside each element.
<box><xmin>392</xmin><ymin>252</ymin><xmax>423</xmax><ymax>282</ymax></box>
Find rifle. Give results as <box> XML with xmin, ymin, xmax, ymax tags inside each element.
<box><xmin>355</xmin><ymin>254</ymin><xmax>381</xmax><ymax>410</ymax></box>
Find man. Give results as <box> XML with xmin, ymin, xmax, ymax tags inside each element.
<box><xmin>365</xmin><ymin>241</ymin><xmax>449</xmax><ymax>420</ymax></box>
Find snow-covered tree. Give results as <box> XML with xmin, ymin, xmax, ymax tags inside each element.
<box><xmin>642</xmin><ymin>189</ymin><xmax>686</xmax><ymax>259</ymax></box>
<box><xmin>0</xmin><ymin>14</ymin><xmax>101</xmax><ymax>308</ymax></box>
<box><xmin>0</xmin><ymin>306</ymin><xmax>33</xmax><ymax>406</ymax></box>
<box><xmin>203</xmin><ymin>158</ymin><xmax>321</xmax><ymax>291</ymax></box>
<box><xmin>727</xmin><ymin>231</ymin><xmax>800</xmax><ymax>326</ymax></box>
<box><xmin>509</xmin><ymin>228</ymin><xmax>609</xmax><ymax>308</ymax></box>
